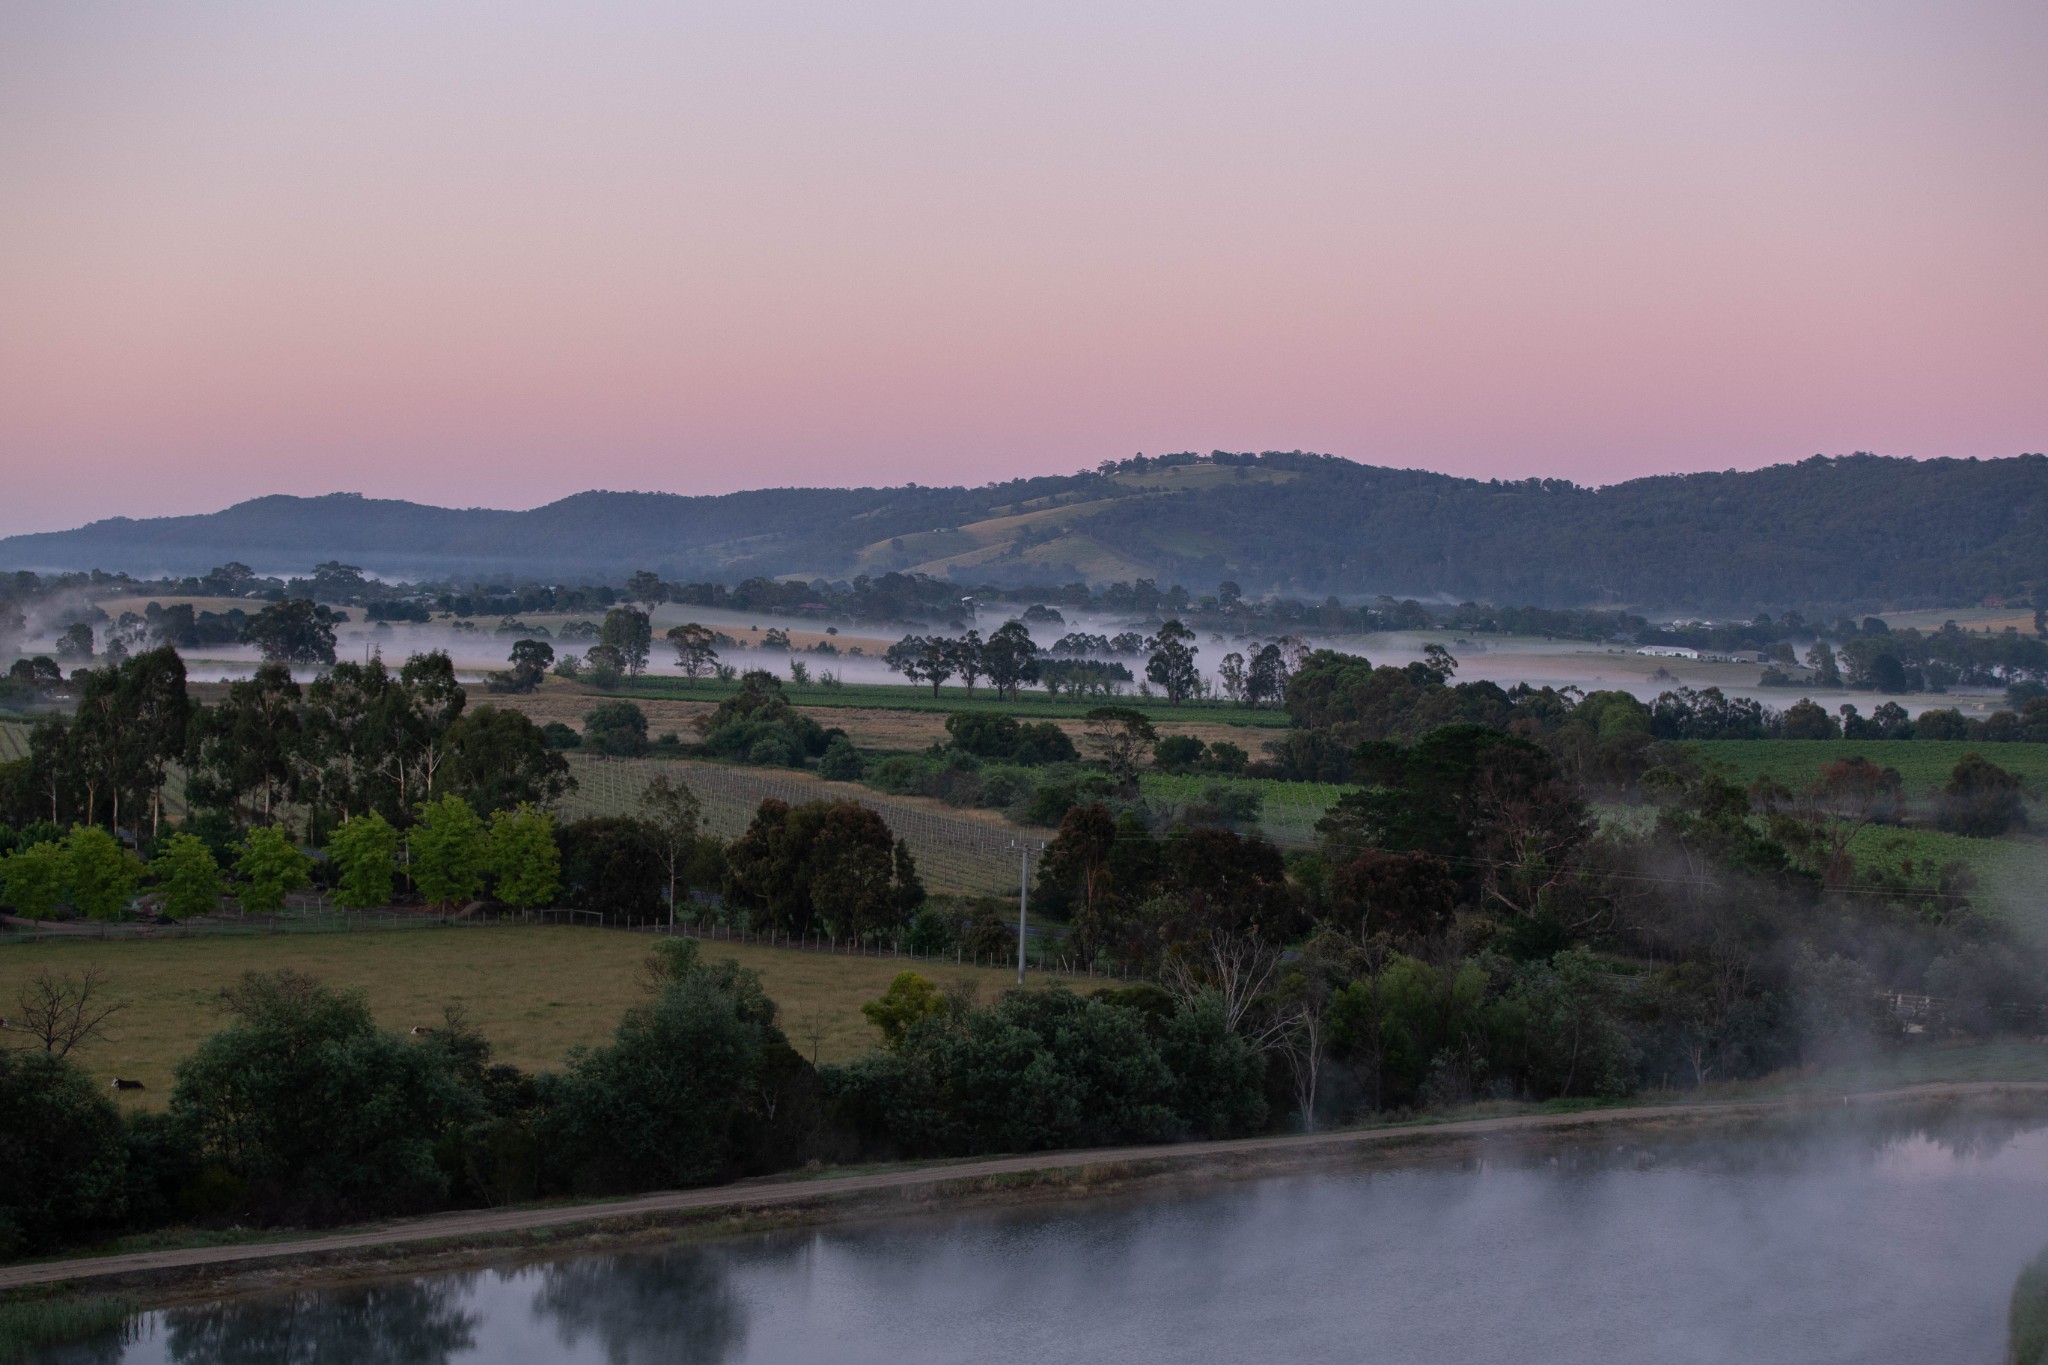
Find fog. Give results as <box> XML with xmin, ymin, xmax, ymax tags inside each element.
<box><xmin>76</xmin><ymin>1103</ymin><xmax>2048</xmax><ymax>1365</ymax></box>
<box><xmin>6</xmin><ymin>598</ymin><xmax>2010</xmax><ymax>719</ymax></box>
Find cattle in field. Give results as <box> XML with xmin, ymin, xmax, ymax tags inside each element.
<box><xmin>110</xmin><ymin>1078</ymin><xmax>145</xmax><ymax>1090</ymax></box>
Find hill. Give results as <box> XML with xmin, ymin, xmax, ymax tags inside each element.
<box><xmin>3</xmin><ymin>451</ymin><xmax>2042</xmax><ymax>611</ymax></box>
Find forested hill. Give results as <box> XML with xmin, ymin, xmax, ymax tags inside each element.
<box><xmin>3</xmin><ymin>451</ymin><xmax>2042</xmax><ymax>611</ymax></box>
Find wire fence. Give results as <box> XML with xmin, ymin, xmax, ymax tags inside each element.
<box><xmin>563</xmin><ymin>756</ymin><xmax>1032</xmax><ymax>898</ymax></box>
<box><xmin>0</xmin><ymin>904</ymin><xmax>607</xmax><ymax>947</ymax></box>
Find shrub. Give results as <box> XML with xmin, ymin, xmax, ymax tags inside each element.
<box><xmin>583</xmin><ymin>701</ymin><xmax>650</xmax><ymax>757</ymax></box>
<box><xmin>1936</xmin><ymin>753</ymin><xmax>2028</xmax><ymax>837</ymax></box>
<box><xmin>817</xmin><ymin>735</ymin><xmax>866</xmax><ymax>781</ymax></box>
<box><xmin>169</xmin><ymin>971</ymin><xmax>474</xmax><ymax>1221</ymax></box>
<box><xmin>0</xmin><ymin>1050</ymin><xmax>129</xmax><ymax>1256</ymax></box>
<box><xmin>539</xmin><ymin>945</ymin><xmax>812</xmax><ymax>1192</ymax></box>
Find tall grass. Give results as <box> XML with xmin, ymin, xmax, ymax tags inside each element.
<box><xmin>2010</xmin><ymin>1245</ymin><xmax>2048</xmax><ymax>1365</ymax></box>
<box><xmin>0</xmin><ymin>1296</ymin><xmax>133</xmax><ymax>1364</ymax></box>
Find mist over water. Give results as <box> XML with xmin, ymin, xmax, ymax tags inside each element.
<box><xmin>55</xmin><ymin>1108</ymin><xmax>2048</xmax><ymax>1365</ymax></box>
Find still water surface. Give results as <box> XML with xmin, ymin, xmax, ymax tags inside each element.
<box><xmin>48</xmin><ymin>1108</ymin><xmax>2048</xmax><ymax>1365</ymax></box>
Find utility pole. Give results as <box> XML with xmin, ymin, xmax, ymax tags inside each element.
<box><xmin>1010</xmin><ymin>838</ymin><xmax>1041</xmax><ymax>984</ymax></box>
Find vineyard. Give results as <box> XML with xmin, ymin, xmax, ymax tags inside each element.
<box><xmin>563</xmin><ymin>755</ymin><xmax>1030</xmax><ymax>898</ymax></box>
<box><xmin>0</xmin><ymin>720</ymin><xmax>29</xmax><ymax>762</ymax></box>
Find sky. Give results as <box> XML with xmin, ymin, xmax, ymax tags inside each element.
<box><xmin>2</xmin><ymin>0</ymin><xmax>2045</xmax><ymax>536</ymax></box>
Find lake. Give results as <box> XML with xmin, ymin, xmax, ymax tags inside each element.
<box><xmin>45</xmin><ymin>1103</ymin><xmax>2048</xmax><ymax>1364</ymax></box>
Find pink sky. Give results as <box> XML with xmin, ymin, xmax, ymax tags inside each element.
<box><xmin>2</xmin><ymin>1</ymin><xmax>2044</xmax><ymax>535</ymax></box>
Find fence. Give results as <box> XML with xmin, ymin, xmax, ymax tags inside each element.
<box><xmin>564</xmin><ymin>756</ymin><xmax>1032</xmax><ymax>898</ymax></box>
<box><xmin>0</xmin><ymin>905</ymin><xmax>603</xmax><ymax>946</ymax></box>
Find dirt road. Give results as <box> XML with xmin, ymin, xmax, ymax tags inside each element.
<box><xmin>6</xmin><ymin>1080</ymin><xmax>2042</xmax><ymax>1292</ymax></box>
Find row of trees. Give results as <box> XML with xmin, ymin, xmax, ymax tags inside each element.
<box><xmin>884</xmin><ymin>619</ymin><xmax>1209</xmax><ymax>704</ymax></box>
<box><xmin>0</xmin><ymin>647</ymin><xmax>570</xmax><ymax>846</ymax></box>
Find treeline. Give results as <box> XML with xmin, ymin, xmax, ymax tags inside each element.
<box><xmin>1254</xmin><ymin>650</ymin><xmax>2048</xmax><ymax>789</ymax></box>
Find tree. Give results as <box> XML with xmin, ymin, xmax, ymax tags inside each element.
<box><xmin>951</xmin><ymin>630</ymin><xmax>986</xmax><ymax>695</ymax></box>
<box><xmin>1937</xmin><ymin>753</ymin><xmax>2028</xmax><ymax>837</ymax></box>
<box><xmin>584</xmin><ymin>643</ymin><xmax>627</xmax><ymax>688</ymax></box>
<box><xmin>235</xmin><ymin>825</ymin><xmax>313</xmax><ymax>913</ymax></box>
<box><xmin>539</xmin><ymin>964</ymin><xmax>776</xmax><ymax>1193</ymax></box>
<box><xmin>1245</xmin><ymin>643</ymin><xmax>1288</xmax><ymax>708</ymax></box>
<box><xmin>724</xmin><ymin>799</ymin><xmax>915</xmax><ymax>940</ymax></box>
<box><xmin>410</xmin><ymin>795</ymin><xmax>490</xmax><ymax>908</ymax></box>
<box><xmin>491</xmin><ymin>639</ymin><xmax>554</xmax><ymax>693</ymax></box>
<box><xmin>0</xmin><ymin>1050</ymin><xmax>129</xmax><ymax>1256</ymax></box>
<box><xmin>12</xmin><ymin>964</ymin><xmax>126</xmax><ymax>1056</ymax></box>
<box><xmin>443</xmin><ymin>705</ymin><xmax>572</xmax><ymax>812</ymax></box>
<box><xmin>1804</xmin><ymin>640</ymin><xmax>1842</xmax><ymax>686</ymax></box>
<box><xmin>557</xmin><ymin>817</ymin><xmax>667</xmax><ymax>922</ymax></box>
<box><xmin>489</xmin><ymin>805</ymin><xmax>561</xmax><ymax>909</ymax></box>
<box><xmin>598</xmin><ymin>608</ymin><xmax>653</xmax><ymax>678</ymax></box>
<box><xmin>1781</xmin><ymin>697</ymin><xmax>1838</xmax><ymax>739</ymax></box>
<box><xmin>0</xmin><ymin>838</ymin><xmax>66</xmax><ymax>919</ymax></box>
<box><xmin>55</xmin><ymin>621</ymin><xmax>95</xmax><ymax>662</ymax></box>
<box><xmin>1331</xmin><ymin>850</ymin><xmax>1458</xmax><ymax>942</ymax></box>
<box><xmin>885</xmin><ymin>635</ymin><xmax>946</xmax><ymax>695</ymax></box>
<box><xmin>641</xmin><ymin>774</ymin><xmax>703</xmax><ymax>926</ymax></box>
<box><xmin>1145</xmin><ymin>620</ymin><xmax>1199</xmax><ymax>705</ymax></box>
<box><xmin>169</xmin><ymin>970</ymin><xmax>474</xmax><ymax>1219</ymax></box>
<box><xmin>63</xmin><ymin>825</ymin><xmax>139</xmax><ymax>920</ymax></box>
<box><xmin>1083</xmin><ymin>707</ymin><xmax>1158</xmax><ymax>786</ymax></box>
<box><xmin>667</xmin><ymin>623</ymin><xmax>720</xmax><ymax>684</ymax></box>
<box><xmin>861</xmin><ymin>971</ymin><xmax>948</xmax><ymax>1048</ymax></box>
<box><xmin>326</xmin><ymin>811</ymin><xmax>400</xmax><ymax>909</ymax></box>
<box><xmin>152</xmin><ymin>832</ymin><xmax>224</xmax><ymax>919</ymax></box>
<box><xmin>186</xmin><ymin>661</ymin><xmax>302</xmax><ymax>824</ymax></box>
<box><xmin>624</xmin><ymin>569</ymin><xmax>666</xmax><ymax>614</ymax></box>
<box><xmin>583</xmin><ymin>700</ymin><xmax>650</xmax><ymax>757</ymax></box>
<box><xmin>1218</xmin><ymin>652</ymin><xmax>1248</xmax><ymax>705</ymax></box>
<box><xmin>241</xmin><ymin>599</ymin><xmax>340</xmax><ymax>666</ymax></box>
<box><xmin>982</xmin><ymin>621</ymin><xmax>1041</xmax><ymax>701</ymax></box>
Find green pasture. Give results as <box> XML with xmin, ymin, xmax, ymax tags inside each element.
<box><xmin>609</xmin><ymin>676</ymin><xmax>1293</xmax><ymax>727</ymax></box>
<box><xmin>1138</xmin><ymin>772</ymin><xmax>1348</xmax><ymax>847</ymax></box>
<box><xmin>1692</xmin><ymin>740</ymin><xmax>2048</xmax><ymax>794</ymax></box>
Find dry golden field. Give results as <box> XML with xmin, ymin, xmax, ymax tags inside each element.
<box><xmin>0</xmin><ymin>925</ymin><xmax>1035</xmax><ymax>1109</ymax></box>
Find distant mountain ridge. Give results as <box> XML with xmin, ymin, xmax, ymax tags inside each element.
<box><xmin>4</xmin><ymin>451</ymin><xmax>2042</xmax><ymax>612</ymax></box>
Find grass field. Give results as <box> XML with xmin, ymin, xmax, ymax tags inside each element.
<box><xmin>1692</xmin><ymin>740</ymin><xmax>2048</xmax><ymax>794</ymax></box>
<box><xmin>607</xmin><ymin>676</ymin><xmax>1293</xmax><ymax>727</ymax></box>
<box><xmin>0</xmin><ymin>720</ymin><xmax>28</xmax><ymax>762</ymax></box>
<box><xmin>1138</xmin><ymin>772</ymin><xmax>1348</xmax><ymax>847</ymax></box>
<box><xmin>0</xmin><ymin>925</ymin><xmax>1034</xmax><ymax>1109</ymax></box>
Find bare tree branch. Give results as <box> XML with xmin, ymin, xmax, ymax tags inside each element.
<box><xmin>14</xmin><ymin>965</ymin><xmax>126</xmax><ymax>1056</ymax></box>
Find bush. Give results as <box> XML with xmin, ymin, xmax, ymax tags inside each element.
<box><xmin>540</xmin><ymin>944</ymin><xmax>813</xmax><ymax>1191</ymax></box>
<box><xmin>583</xmin><ymin>701</ymin><xmax>650</xmax><ymax>757</ymax></box>
<box><xmin>0</xmin><ymin>1050</ymin><xmax>129</xmax><ymax>1256</ymax></box>
<box><xmin>817</xmin><ymin>735</ymin><xmax>866</xmax><ymax>781</ymax></box>
<box><xmin>540</xmin><ymin>721</ymin><xmax>581</xmax><ymax>750</ymax></box>
<box><xmin>169</xmin><ymin>971</ymin><xmax>476</xmax><ymax>1222</ymax></box>
<box><xmin>1936</xmin><ymin>753</ymin><xmax>2028</xmax><ymax>837</ymax></box>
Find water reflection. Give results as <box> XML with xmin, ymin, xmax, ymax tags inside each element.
<box><xmin>56</xmin><ymin>1104</ymin><xmax>2048</xmax><ymax>1365</ymax></box>
<box><xmin>160</xmin><ymin>1281</ymin><xmax>477</xmax><ymax>1365</ymax></box>
<box><xmin>533</xmin><ymin>1251</ymin><xmax>745</xmax><ymax>1364</ymax></box>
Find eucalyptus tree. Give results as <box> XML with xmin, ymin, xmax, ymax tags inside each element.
<box><xmin>1145</xmin><ymin>620</ymin><xmax>1200</xmax><ymax>705</ymax></box>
